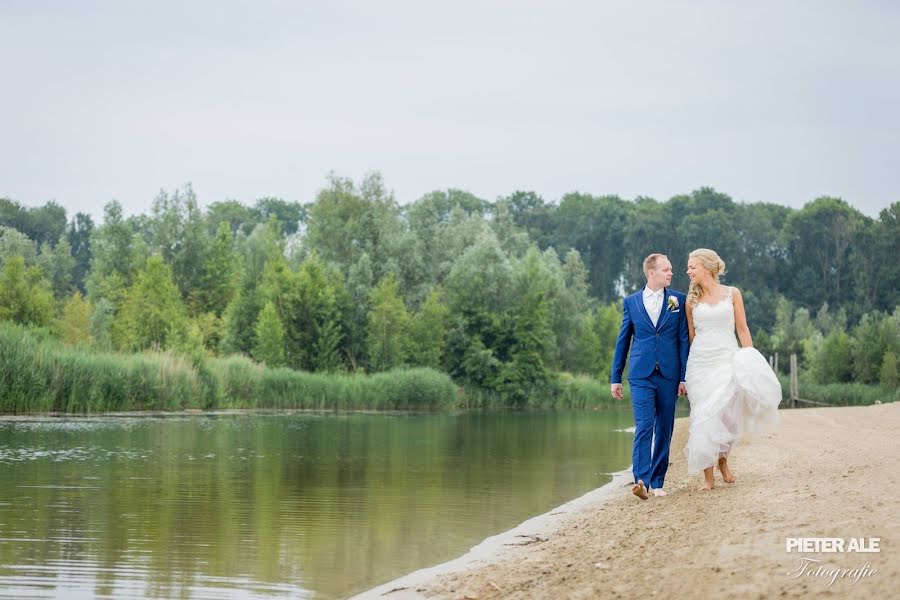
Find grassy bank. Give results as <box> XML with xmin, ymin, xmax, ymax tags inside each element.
<box><xmin>207</xmin><ymin>356</ymin><xmax>456</xmax><ymax>410</ymax></box>
<box><xmin>775</xmin><ymin>373</ymin><xmax>900</xmax><ymax>406</ymax></box>
<box><xmin>8</xmin><ymin>321</ymin><xmax>893</xmax><ymax>414</ymax></box>
<box><xmin>0</xmin><ymin>323</ymin><xmax>456</xmax><ymax>413</ymax></box>
<box><xmin>0</xmin><ymin>323</ymin><xmax>628</xmax><ymax>414</ymax></box>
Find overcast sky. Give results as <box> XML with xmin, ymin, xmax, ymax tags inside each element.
<box><xmin>2</xmin><ymin>0</ymin><xmax>898</xmax><ymax>219</ymax></box>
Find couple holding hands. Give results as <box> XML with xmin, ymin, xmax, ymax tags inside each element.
<box><xmin>610</xmin><ymin>249</ymin><xmax>781</xmax><ymax>498</ymax></box>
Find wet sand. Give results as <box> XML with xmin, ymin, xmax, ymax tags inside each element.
<box><xmin>355</xmin><ymin>403</ymin><xmax>899</xmax><ymax>599</ymax></box>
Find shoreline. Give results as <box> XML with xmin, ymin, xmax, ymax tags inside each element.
<box><xmin>354</xmin><ymin>403</ymin><xmax>899</xmax><ymax>599</ymax></box>
<box><xmin>349</xmin><ymin>467</ymin><xmax>635</xmax><ymax>600</ymax></box>
<box><xmin>0</xmin><ymin>408</ymin><xmax>457</xmax><ymax>419</ymax></box>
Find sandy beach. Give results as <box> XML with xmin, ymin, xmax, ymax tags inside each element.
<box><xmin>356</xmin><ymin>403</ymin><xmax>899</xmax><ymax>599</ymax></box>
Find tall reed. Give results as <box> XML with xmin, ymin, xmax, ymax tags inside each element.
<box><xmin>776</xmin><ymin>373</ymin><xmax>900</xmax><ymax>406</ymax></box>
<box><xmin>0</xmin><ymin>322</ymin><xmax>457</xmax><ymax>413</ymax></box>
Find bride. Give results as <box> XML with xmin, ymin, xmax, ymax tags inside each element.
<box><xmin>683</xmin><ymin>248</ymin><xmax>781</xmax><ymax>491</ymax></box>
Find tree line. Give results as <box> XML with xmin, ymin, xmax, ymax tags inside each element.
<box><xmin>1</xmin><ymin>174</ymin><xmax>898</xmax><ymax>405</ymax></box>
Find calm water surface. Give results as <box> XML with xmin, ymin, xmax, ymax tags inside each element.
<box><xmin>0</xmin><ymin>410</ymin><xmax>650</xmax><ymax>598</ymax></box>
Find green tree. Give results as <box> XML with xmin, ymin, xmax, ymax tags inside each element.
<box><xmin>405</xmin><ymin>189</ymin><xmax>489</xmax><ymax>289</ymax></box>
<box><xmin>56</xmin><ymin>291</ymin><xmax>93</xmax><ymax>346</ymax></box>
<box><xmin>814</xmin><ymin>303</ymin><xmax>848</xmax><ymax>337</ymax></box>
<box><xmin>676</xmin><ymin>209</ymin><xmax>741</xmax><ymax>289</ymax></box>
<box><xmin>67</xmin><ymin>212</ymin><xmax>94</xmax><ymax>293</ymax></box>
<box><xmin>219</xmin><ymin>221</ymin><xmax>281</xmax><ymax>355</ymax></box>
<box><xmin>851</xmin><ymin>311</ymin><xmax>900</xmax><ymax>384</ymax></box>
<box><xmin>573</xmin><ymin>302</ymin><xmax>622</xmax><ymax>380</ymax></box>
<box><xmin>489</xmin><ymin>200</ymin><xmax>530</xmax><ymax>257</ymax></box>
<box><xmin>495</xmin><ymin>248</ymin><xmax>555</xmax><ymax>406</ymax></box>
<box><xmin>149</xmin><ymin>184</ymin><xmax>211</xmax><ymax>312</ymax></box>
<box><xmin>0</xmin><ymin>255</ymin><xmax>54</xmax><ymax>327</ymax></box>
<box><xmin>86</xmin><ymin>200</ymin><xmax>137</xmax><ymax>306</ymax></box>
<box><xmin>170</xmin><ymin>320</ymin><xmax>210</xmax><ymax>369</ymax></box>
<box><xmin>254</xmin><ymin>197</ymin><xmax>306</xmax><ymax>236</ymax></box>
<box><xmin>304</xmin><ymin>172</ymin><xmax>403</xmax><ymax>280</ymax></box>
<box><xmin>551</xmin><ymin>193</ymin><xmax>631</xmax><ymax>300</ymax></box>
<box><xmin>219</xmin><ymin>269</ymin><xmax>259</xmax><ymax>356</ymax></box>
<box><xmin>880</xmin><ymin>351</ymin><xmax>898</xmax><ymax>391</ymax></box>
<box><xmin>853</xmin><ymin>202</ymin><xmax>900</xmax><ymax>315</ymax></box>
<box><xmin>328</xmin><ymin>268</ymin><xmax>356</xmax><ymax>367</ymax></box>
<box><xmin>453</xmin><ymin>331</ymin><xmax>501</xmax><ymax>390</ymax></box>
<box><xmin>551</xmin><ymin>248</ymin><xmax>591</xmax><ymax>372</ymax></box>
<box><xmin>731</xmin><ymin>202</ymin><xmax>790</xmax><ymax>332</ymax></box>
<box><xmin>573</xmin><ymin>312</ymin><xmax>601</xmax><ymax>376</ymax></box>
<box><xmin>812</xmin><ymin>330</ymin><xmax>853</xmax><ymax>384</ymax></box>
<box><xmin>38</xmin><ymin>236</ymin><xmax>75</xmax><ymax>299</ymax></box>
<box><xmin>409</xmin><ymin>288</ymin><xmax>450</xmax><ymax>369</ymax></box>
<box><xmin>252</xmin><ymin>301</ymin><xmax>286</xmax><ymax>367</ymax></box>
<box><xmin>112</xmin><ymin>255</ymin><xmax>187</xmax><ymax>351</ymax></box>
<box><xmin>90</xmin><ymin>298</ymin><xmax>115</xmax><ymax>351</ymax></box>
<box><xmin>258</xmin><ymin>241</ymin><xmax>292</xmax><ymax>314</ymax></box>
<box><xmin>282</xmin><ymin>257</ymin><xmax>344</xmax><ymax>371</ymax></box>
<box><xmin>202</xmin><ymin>222</ymin><xmax>237</xmax><ymax>316</ymax></box>
<box><xmin>443</xmin><ymin>229</ymin><xmax>514</xmax><ymax>387</ymax></box>
<box><xmin>206</xmin><ymin>199</ymin><xmax>260</xmax><ymax>236</ymax></box>
<box><xmin>254</xmin><ymin>233</ymin><xmax>296</xmax><ymax>362</ymax></box>
<box><xmin>502</xmin><ymin>190</ymin><xmax>552</xmax><ymax>243</ymax></box>
<box><xmin>445</xmin><ymin>229</ymin><xmax>513</xmax><ymax>316</ymax></box>
<box><xmin>366</xmin><ymin>273</ymin><xmax>411</xmax><ymax>372</ymax></box>
<box><xmin>27</xmin><ymin>201</ymin><xmax>68</xmax><ymax>247</ymax></box>
<box><xmin>343</xmin><ymin>252</ymin><xmax>375</xmax><ymax>369</ymax></box>
<box><xmin>784</xmin><ymin>197</ymin><xmax>862</xmax><ymax>309</ymax></box>
<box><xmin>0</xmin><ymin>198</ymin><xmax>28</xmax><ymax>234</ymax></box>
<box><xmin>621</xmin><ymin>197</ymin><xmax>671</xmax><ymax>291</ymax></box>
<box><xmin>0</xmin><ymin>226</ymin><xmax>38</xmax><ymax>267</ymax></box>
<box><xmin>877</xmin><ymin>203</ymin><xmax>900</xmax><ymax>312</ymax></box>
<box><xmin>0</xmin><ymin>198</ymin><xmax>67</xmax><ymax>247</ymax></box>
<box><xmin>770</xmin><ymin>296</ymin><xmax>816</xmax><ymax>369</ymax></box>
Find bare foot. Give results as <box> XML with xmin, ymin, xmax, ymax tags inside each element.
<box><xmin>632</xmin><ymin>479</ymin><xmax>649</xmax><ymax>500</ymax></box>
<box><xmin>700</xmin><ymin>467</ymin><xmax>714</xmax><ymax>491</ymax></box>
<box><xmin>718</xmin><ymin>457</ymin><xmax>737</xmax><ymax>483</ymax></box>
<box><xmin>650</xmin><ymin>488</ymin><xmax>667</xmax><ymax>497</ymax></box>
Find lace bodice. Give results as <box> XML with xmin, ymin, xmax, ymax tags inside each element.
<box><xmin>692</xmin><ymin>286</ymin><xmax>736</xmax><ymax>346</ymax></box>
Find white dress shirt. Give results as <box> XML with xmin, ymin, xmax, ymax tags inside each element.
<box><xmin>643</xmin><ymin>286</ymin><xmax>664</xmax><ymax>327</ymax></box>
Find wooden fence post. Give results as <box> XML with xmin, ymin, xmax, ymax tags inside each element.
<box><xmin>790</xmin><ymin>353</ymin><xmax>799</xmax><ymax>408</ymax></box>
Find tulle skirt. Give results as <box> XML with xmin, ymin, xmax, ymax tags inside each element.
<box><xmin>684</xmin><ymin>344</ymin><xmax>782</xmax><ymax>474</ymax></box>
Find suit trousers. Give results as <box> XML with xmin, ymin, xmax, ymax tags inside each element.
<box><xmin>629</xmin><ymin>369</ymin><xmax>679</xmax><ymax>489</ymax></box>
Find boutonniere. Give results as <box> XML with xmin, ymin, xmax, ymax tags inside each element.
<box><xmin>667</xmin><ymin>296</ymin><xmax>679</xmax><ymax>311</ymax></box>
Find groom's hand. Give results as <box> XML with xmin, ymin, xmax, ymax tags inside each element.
<box><xmin>678</xmin><ymin>382</ymin><xmax>688</xmax><ymax>396</ymax></box>
<box><xmin>610</xmin><ymin>384</ymin><xmax>623</xmax><ymax>400</ymax></box>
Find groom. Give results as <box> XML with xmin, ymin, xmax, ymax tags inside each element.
<box><xmin>610</xmin><ymin>253</ymin><xmax>689</xmax><ymax>499</ymax></box>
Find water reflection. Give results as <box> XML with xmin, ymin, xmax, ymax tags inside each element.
<box><xmin>0</xmin><ymin>410</ymin><xmax>642</xmax><ymax>598</ymax></box>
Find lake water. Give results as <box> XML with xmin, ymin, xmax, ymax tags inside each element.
<box><xmin>0</xmin><ymin>409</ymin><xmax>654</xmax><ymax>598</ymax></box>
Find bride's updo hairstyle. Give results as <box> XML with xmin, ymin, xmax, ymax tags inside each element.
<box><xmin>687</xmin><ymin>248</ymin><xmax>726</xmax><ymax>306</ymax></box>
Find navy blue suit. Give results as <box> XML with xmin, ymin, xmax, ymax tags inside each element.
<box><xmin>610</xmin><ymin>287</ymin><xmax>689</xmax><ymax>489</ymax></box>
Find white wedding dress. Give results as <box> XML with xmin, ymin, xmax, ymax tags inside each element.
<box><xmin>683</xmin><ymin>287</ymin><xmax>782</xmax><ymax>474</ymax></box>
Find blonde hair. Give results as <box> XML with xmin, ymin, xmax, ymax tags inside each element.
<box><xmin>687</xmin><ymin>248</ymin><xmax>726</xmax><ymax>305</ymax></box>
<box><xmin>643</xmin><ymin>253</ymin><xmax>666</xmax><ymax>277</ymax></box>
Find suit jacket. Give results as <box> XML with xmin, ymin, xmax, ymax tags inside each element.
<box><xmin>610</xmin><ymin>287</ymin><xmax>689</xmax><ymax>384</ymax></box>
